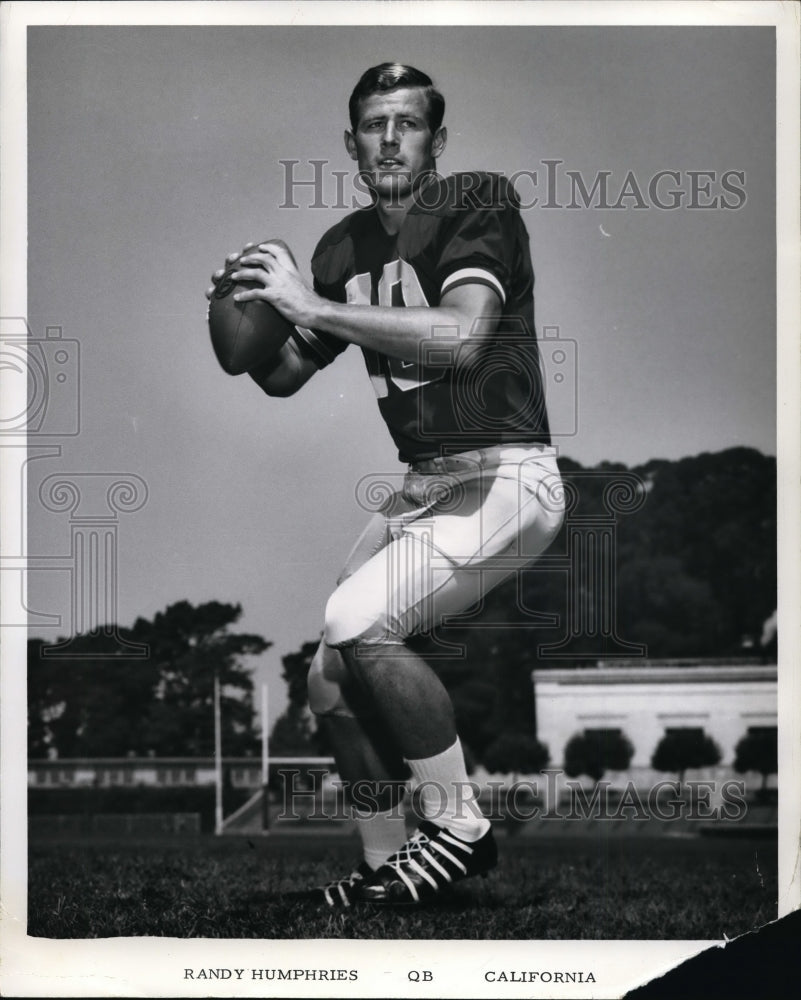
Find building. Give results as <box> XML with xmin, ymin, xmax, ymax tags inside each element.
<box><xmin>28</xmin><ymin>660</ymin><xmax>777</xmax><ymax>793</ymax></box>
<box><xmin>27</xmin><ymin>756</ymin><xmax>335</xmax><ymax>791</ymax></box>
<box><xmin>28</xmin><ymin>757</ymin><xmax>259</xmax><ymax>790</ymax></box>
<box><xmin>533</xmin><ymin>658</ymin><xmax>777</xmax><ymax>787</ymax></box>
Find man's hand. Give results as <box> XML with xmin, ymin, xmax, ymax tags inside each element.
<box><xmin>204</xmin><ymin>242</ymin><xmax>259</xmax><ymax>301</ymax></box>
<box><xmin>231</xmin><ymin>242</ymin><xmax>323</xmax><ymax>329</ymax></box>
<box><xmin>205</xmin><ymin>241</ymin><xmax>502</xmax><ymax>366</ymax></box>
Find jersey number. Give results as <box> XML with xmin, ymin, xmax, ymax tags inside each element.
<box><xmin>346</xmin><ymin>259</ymin><xmax>440</xmax><ymax>399</ymax></box>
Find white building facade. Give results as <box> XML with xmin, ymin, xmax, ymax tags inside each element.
<box><xmin>533</xmin><ymin>660</ymin><xmax>777</xmax><ymax>787</ymax></box>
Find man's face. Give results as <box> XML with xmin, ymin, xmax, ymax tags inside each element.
<box><xmin>345</xmin><ymin>87</ymin><xmax>447</xmax><ymax>203</ymax></box>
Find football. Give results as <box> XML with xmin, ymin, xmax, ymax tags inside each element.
<box><xmin>208</xmin><ymin>243</ymin><xmax>296</xmax><ymax>375</ymax></box>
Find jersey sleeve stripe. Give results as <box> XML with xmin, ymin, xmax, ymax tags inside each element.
<box><xmin>292</xmin><ymin>325</ymin><xmax>338</xmax><ymax>367</ymax></box>
<box><xmin>441</xmin><ymin>268</ymin><xmax>506</xmax><ymax>306</ymax></box>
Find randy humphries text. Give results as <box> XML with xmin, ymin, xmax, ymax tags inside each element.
<box><xmin>183</xmin><ymin>969</ymin><xmax>359</xmax><ymax>981</ymax></box>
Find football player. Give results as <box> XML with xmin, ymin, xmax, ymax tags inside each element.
<box><xmin>207</xmin><ymin>63</ymin><xmax>564</xmax><ymax>905</ymax></box>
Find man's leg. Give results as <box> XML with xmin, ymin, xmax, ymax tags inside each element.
<box><xmin>318</xmin><ymin>712</ymin><xmax>408</xmax><ymax>868</ymax></box>
<box><xmin>325</xmin><ymin>641</ymin><xmax>495</xmax><ymax>906</ymax></box>
<box><xmin>306</xmin><ymin>633</ymin><xmax>489</xmax><ymax>907</ymax></box>
<box><xmin>342</xmin><ymin>643</ymin><xmax>489</xmax><ymax>842</ymax></box>
<box><xmin>318</xmin><ymin>459</ymin><xmax>564</xmax><ymax>902</ymax></box>
<box><xmin>321</xmin><ymin>505</ymin><xmax>508</xmax><ymax>850</ymax></box>
<box><xmin>313</xmin><ymin>452</ymin><xmax>564</xmax><ymax>902</ymax></box>
<box><xmin>342</xmin><ymin>645</ymin><xmax>455</xmax><ymax>758</ymax></box>
<box><xmin>306</xmin><ymin>641</ymin><xmax>409</xmax><ymax>902</ymax></box>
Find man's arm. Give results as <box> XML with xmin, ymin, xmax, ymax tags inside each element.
<box><xmin>246</xmin><ymin>336</ymin><xmax>319</xmax><ymax>397</ymax></box>
<box><xmin>309</xmin><ymin>282</ymin><xmax>501</xmax><ymax>364</ymax></box>
<box><xmin>206</xmin><ymin>245</ymin><xmax>321</xmax><ymax>398</ymax></box>
<box><xmin>232</xmin><ymin>244</ymin><xmax>503</xmax><ymax>366</ymax></box>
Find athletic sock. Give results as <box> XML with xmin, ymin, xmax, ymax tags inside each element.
<box><xmin>352</xmin><ymin>804</ymin><xmax>409</xmax><ymax>871</ymax></box>
<box><xmin>405</xmin><ymin>738</ymin><xmax>491</xmax><ymax>843</ymax></box>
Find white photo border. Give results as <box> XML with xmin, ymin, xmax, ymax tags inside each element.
<box><xmin>1</xmin><ymin>1</ymin><xmax>798</xmax><ymax>997</ymax></box>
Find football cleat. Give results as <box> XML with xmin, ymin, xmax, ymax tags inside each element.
<box><xmin>315</xmin><ymin>861</ymin><xmax>374</xmax><ymax>908</ymax></box>
<box><xmin>356</xmin><ymin>820</ymin><xmax>497</xmax><ymax>905</ymax></box>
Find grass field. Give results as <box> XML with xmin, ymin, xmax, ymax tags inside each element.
<box><xmin>28</xmin><ymin>828</ymin><xmax>777</xmax><ymax>940</ymax></box>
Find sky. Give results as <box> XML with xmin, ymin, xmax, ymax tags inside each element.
<box><xmin>22</xmin><ymin>22</ymin><xmax>777</xmax><ymax>730</ymax></box>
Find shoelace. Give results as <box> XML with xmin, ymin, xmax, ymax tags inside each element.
<box><xmin>322</xmin><ymin>869</ymin><xmax>363</xmax><ymax>908</ymax></box>
<box><xmin>384</xmin><ymin>828</ymin><xmax>474</xmax><ymax>903</ymax></box>
<box><xmin>385</xmin><ymin>828</ymin><xmax>430</xmax><ymax>868</ymax></box>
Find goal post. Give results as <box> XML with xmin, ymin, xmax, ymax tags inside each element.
<box><xmin>220</xmin><ymin>756</ymin><xmax>337</xmax><ymax>834</ymax></box>
<box><xmin>216</xmin><ymin>681</ymin><xmax>337</xmax><ymax>834</ymax></box>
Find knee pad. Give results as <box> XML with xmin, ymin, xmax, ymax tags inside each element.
<box><xmin>323</xmin><ymin>563</ymin><xmax>413</xmax><ymax>648</ymax></box>
<box><xmin>324</xmin><ymin>585</ymin><xmax>374</xmax><ymax>648</ymax></box>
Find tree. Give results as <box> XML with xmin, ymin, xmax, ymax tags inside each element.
<box><xmin>270</xmin><ymin>637</ymin><xmax>335</xmax><ymax>755</ymax></box>
<box><xmin>482</xmin><ymin>732</ymin><xmax>549</xmax><ymax>783</ymax></box>
<box><xmin>428</xmin><ymin>448</ymin><xmax>776</xmax><ymax>754</ymax></box>
<box><xmin>28</xmin><ymin>632</ymin><xmax>160</xmax><ymax>758</ymax></box>
<box><xmin>564</xmin><ymin>729</ymin><xmax>634</xmax><ymax>783</ymax></box>
<box><xmin>129</xmin><ymin>600</ymin><xmax>269</xmax><ymax>756</ymax></box>
<box><xmin>651</xmin><ymin>729</ymin><xmax>721</xmax><ymax>787</ymax></box>
<box><xmin>616</xmin><ymin>556</ymin><xmax>726</xmax><ymax>657</ymax></box>
<box><xmin>270</xmin><ymin>705</ymin><xmax>317</xmax><ymax>756</ymax></box>
<box><xmin>734</xmin><ymin>730</ymin><xmax>777</xmax><ymax>793</ymax></box>
<box><xmin>279</xmin><ymin>639</ymin><xmax>319</xmax><ymax>711</ymax></box>
<box><xmin>28</xmin><ymin>601</ymin><xmax>269</xmax><ymax>757</ymax></box>
<box><xmin>28</xmin><ymin>638</ymin><xmax>60</xmax><ymax>758</ymax></box>
<box><xmin>619</xmin><ymin>448</ymin><xmax>776</xmax><ymax>654</ymax></box>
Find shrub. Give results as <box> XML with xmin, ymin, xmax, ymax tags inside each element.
<box><xmin>482</xmin><ymin>732</ymin><xmax>550</xmax><ymax>781</ymax></box>
<box><xmin>651</xmin><ymin>730</ymin><xmax>721</xmax><ymax>786</ymax></box>
<box><xmin>563</xmin><ymin>730</ymin><xmax>634</xmax><ymax>783</ymax></box>
<box><xmin>734</xmin><ymin>730</ymin><xmax>777</xmax><ymax>791</ymax></box>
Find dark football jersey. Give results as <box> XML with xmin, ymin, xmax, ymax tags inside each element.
<box><xmin>294</xmin><ymin>171</ymin><xmax>551</xmax><ymax>463</ymax></box>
